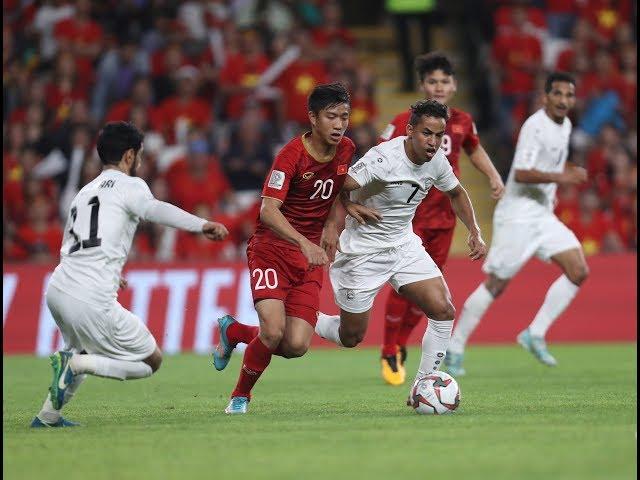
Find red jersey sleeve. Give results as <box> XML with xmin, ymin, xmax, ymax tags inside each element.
<box><xmin>462</xmin><ymin>115</ymin><xmax>480</xmax><ymax>155</ymax></box>
<box><xmin>378</xmin><ymin>111</ymin><xmax>409</xmax><ymax>143</ymax></box>
<box><xmin>262</xmin><ymin>145</ymin><xmax>299</xmax><ymax>202</ymax></box>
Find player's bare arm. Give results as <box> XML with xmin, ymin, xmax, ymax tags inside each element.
<box><xmin>321</xmin><ymin>198</ymin><xmax>348</xmax><ymax>262</ymax></box>
<box><xmin>259</xmin><ymin>196</ymin><xmax>328</xmax><ymax>266</ymax></box>
<box><xmin>514</xmin><ymin>164</ymin><xmax>587</xmax><ymax>185</ymax></box>
<box><xmin>468</xmin><ymin>144</ymin><xmax>505</xmax><ymax>199</ymax></box>
<box><xmin>443</xmin><ymin>184</ymin><xmax>487</xmax><ymax>260</ymax></box>
<box><xmin>338</xmin><ymin>174</ymin><xmax>383</xmax><ymax>225</ymax></box>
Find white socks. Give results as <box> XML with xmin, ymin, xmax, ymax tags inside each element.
<box><xmin>528</xmin><ymin>275</ymin><xmax>580</xmax><ymax>337</ymax></box>
<box><xmin>37</xmin><ymin>374</ymin><xmax>87</xmax><ymax>423</ymax></box>
<box><xmin>416</xmin><ymin>319</ymin><xmax>454</xmax><ymax>381</ymax></box>
<box><xmin>448</xmin><ymin>283</ymin><xmax>494</xmax><ymax>355</ymax></box>
<box><xmin>314</xmin><ymin>312</ymin><xmax>344</xmax><ymax>347</ymax></box>
<box><xmin>70</xmin><ymin>354</ymin><xmax>153</xmax><ymax>380</ymax></box>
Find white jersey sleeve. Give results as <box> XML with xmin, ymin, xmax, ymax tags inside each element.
<box><xmin>433</xmin><ymin>153</ymin><xmax>459</xmax><ymax>192</ymax></box>
<box><xmin>125</xmin><ymin>177</ymin><xmax>206</xmax><ymax>232</ymax></box>
<box><xmin>347</xmin><ymin>151</ymin><xmax>391</xmax><ymax>189</ymax></box>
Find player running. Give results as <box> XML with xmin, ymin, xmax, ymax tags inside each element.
<box><xmin>212</xmin><ymin>83</ymin><xmax>356</xmax><ymax>415</ymax></box>
<box><xmin>446</xmin><ymin>72</ymin><xmax>589</xmax><ymax>375</ymax></box>
<box><xmin>30</xmin><ymin>122</ymin><xmax>229</xmax><ymax>427</ymax></box>
<box><xmin>314</xmin><ymin>99</ymin><xmax>487</xmax><ymax>404</ymax></box>
<box><xmin>377</xmin><ymin>52</ymin><xmax>504</xmax><ymax>386</ymax></box>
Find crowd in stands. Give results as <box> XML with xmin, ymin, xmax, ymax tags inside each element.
<box><xmin>3</xmin><ymin>0</ymin><xmax>379</xmax><ymax>263</ymax></box>
<box><xmin>487</xmin><ymin>0</ymin><xmax>636</xmax><ymax>254</ymax></box>
<box><xmin>3</xmin><ymin>1</ymin><xmax>636</xmax><ymax>264</ymax></box>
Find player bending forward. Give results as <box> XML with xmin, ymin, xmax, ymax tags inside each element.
<box><xmin>314</xmin><ymin>99</ymin><xmax>487</xmax><ymax>404</ymax></box>
<box><xmin>31</xmin><ymin>122</ymin><xmax>229</xmax><ymax>427</ymax></box>
<box><xmin>446</xmin><ymin>72</ymin><xmax>589</xmax><ymax>375</ymax></box>
<box><xmin>212</xmin><ymin>83</ymin><xmax>356</xmax><ymax>414</ymax></box>
<box><xmin>377</xmin><ymin>52</ymin><xmax>504</xmax><ymax>385</ymax></box>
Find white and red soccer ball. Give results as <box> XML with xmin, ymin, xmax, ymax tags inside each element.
<box><xmin>409</xmin><ymin>371</ymin><xmax>461</xmax><ymax>415</ymax></box>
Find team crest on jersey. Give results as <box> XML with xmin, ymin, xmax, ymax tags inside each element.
<box><xmin>302</xmin><ymin>171</ymin><xmax>315</xmax><ymax>180</ymax></box>
<box><xmin>268</xmin><ymin>170</ymin><xmax>285</xmax><ymax>189</ymax></box>
<box><xmin>337</xmin><ymin>164</ymin><xmax>348</xmax><ymax>175</ymax></box>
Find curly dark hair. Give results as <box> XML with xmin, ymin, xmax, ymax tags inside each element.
<box><xmin>409</xmin><ymin>99</ymin><xmax>449</xmax><ymax>126</ymax></box>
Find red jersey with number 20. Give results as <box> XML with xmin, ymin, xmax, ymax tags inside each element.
<box><xmin>253</xmin><ymin>134</ymin><xmax>355</xmax><ymax>247</ymax></box>
<box><xmin>379</xmin><ymin>107</ymin><xmax>480</xmax><ymax>229</ymax></box>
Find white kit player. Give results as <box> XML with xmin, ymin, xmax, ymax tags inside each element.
<box><xmin>315</xmin><ymin>100</ymin><xmax>487</xmax><ymax>403</ymax></box>
<box><xmin>446</xmin><ymin>72</ymin><xmax>589</xmax><ymax>375</ymax></box>
<box><xmin>31</xmin><ymin>122</ymin><xmax>229</xmax><ymax>428</ymax></box>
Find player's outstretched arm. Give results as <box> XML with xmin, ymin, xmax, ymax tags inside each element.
<box><xmin>468</xmin><ymin>144</ymin><xmax>505</xmax><ymax>199</ymax></box>
<box><xmin>259</xmin><ymin>197</ymin><xmax>328</xmax><ymax>266</ymax></box>
<box><xmin>443</xmin><ymin>184</ymin><xmax>487</xmax><ymax>261</ymax></box>
<box><xmin>142</xmin><ymin>200</ymin><xmax>229</xmax><ymax>241</ymax></box>
<box><xmin>514</xmin><ymin>164</ymin><xmax>587</xmax><ymax>185</ymax></box>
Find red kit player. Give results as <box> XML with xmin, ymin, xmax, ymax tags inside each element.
<box><xmin>212</xmin><ymin>83</ymin><xmax>356</xmax><ymax>414</ymax></box>
<box><xmin>378</xmin><ymin>53</ymin><xmax>505</xmax><ymax>386</ymax></box>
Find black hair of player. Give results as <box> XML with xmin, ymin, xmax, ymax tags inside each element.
<box><xmin>544</xmin><ymin>72</ymin><xmax>576</xmax><ymax>93</ymax></box>
<box><xmin>409</xmin><ymin>99</ymin><xmax>449</xmax><ymax>126</ymax></box>
<box><xmin>307</xmin><ymin>82</ymin><xmax>350</xmax><ymax>114</ymax></box>
<box><xmin>414</xmin><ymin>52</ymin><xmax>455</xmax><ymax>83</ymax></box>
<box><xmin>96</xmin><ymin>121</ymin><xmax>144</xmax><ymax>166</ymax></box>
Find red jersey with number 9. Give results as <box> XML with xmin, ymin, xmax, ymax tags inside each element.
<box><xmin>378</xmin><ymin>107</ymin><xmax>480</xmax><ymax>229</ymax></box>
<box><xmin>252</xmin><ymin>133</ymin><xmax>355</xmax><ymax>247</ymax></box>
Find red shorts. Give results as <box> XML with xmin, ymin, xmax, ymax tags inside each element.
<box><xmin>246</xmin><ymin>240</ymin><xmax>323</xmax><ymax>326</ymax></box>
<box><xmin>412</xmin><ymin>225</ymin><xmax>455</xmax><ymax>270</ymax></box>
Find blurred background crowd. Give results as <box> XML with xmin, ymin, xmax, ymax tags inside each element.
<box><xmin>2</xmin><ymin>0</ymin><xmax>636</xmax><ymax>264</ymax></box>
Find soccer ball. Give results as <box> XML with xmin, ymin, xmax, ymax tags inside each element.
<box><xmin>409</xmin><ymin>371</ymin><xmax>461</xmax><ymax>415</ymax></box>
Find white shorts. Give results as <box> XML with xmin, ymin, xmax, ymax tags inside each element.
<box><xmin>46</xmin><ymin>285</ymin><xmax>157</xmax><ymax>361</ymax></box>
<box><xmin>483</xmin><ymin>213</ymin><xmax>581</xmax><ymax>279</ymax></box>
<box><xmin>330</xmin><ymin>235</ymin><xmax>442</xmax><ymax>313</ymax></box>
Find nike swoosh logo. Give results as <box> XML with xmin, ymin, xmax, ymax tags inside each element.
<box><xmin>58</xmin><ymin>361</ymin><xmax>71</xmax><ymax>390</ymax></box>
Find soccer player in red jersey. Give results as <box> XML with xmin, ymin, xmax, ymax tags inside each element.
<box><xmin>377</xmin><ymin>52</ymin><xmax>505</xmax><ymax>385</ymax></box>
<box><xmin>212</xmin><ymin>83</ymin><xmax>356</xmax><ymax>414</ymax></box>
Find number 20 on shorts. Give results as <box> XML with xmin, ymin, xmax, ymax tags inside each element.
<box><xmin>252</xmin><ymin>268</ymin><xmax>279</xmax><ymax>290</ymax></box>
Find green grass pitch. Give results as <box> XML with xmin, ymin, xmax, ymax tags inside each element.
<box><xmin>3</xmin><ymin>344</ymin><xmax>636</xmax><ymax>480</ymax></box>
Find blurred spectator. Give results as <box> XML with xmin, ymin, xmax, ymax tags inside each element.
<box><xmin>222</xmin><ymin>107</ymin><xmax>274</xmax><ymax>192</ymax></box>
<box><xmin>175</xmin><ymin>204</ymin><xmax>237</xmax><ymax>262</ymax></box>
<box><xmin>163</xmin><ymin>130</ymin><xmax>231</xmax><ymax>214</ymax></box>
<box><xmin>8</xmin><ymin>195</ymin><xmax>63</xmax><ymax>263</ymax></box>
<box><xmin>155</xmin><ymin>65</ymin><xmax>213</xmax><ymax>144</ymax></box>
<box><xmin>491</xmin><ymin>5</ymin><xmax>543</xmax><ymax>140</ymax></box>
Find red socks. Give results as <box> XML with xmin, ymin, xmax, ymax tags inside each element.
<box><xmin>226</xmin><ymin>322</ymin><xmax>259</xmax><ymax>346</ymax></box>
<box><xmin>231</xmin><ymin>336</ymin><xmax>273</xmax><ymax>399</ymax></box>
<box><xmin>381</xmin><ymin>291</ymin><xmax>410</xmax><ymax>357</ymax></box>
<box><xmin>396</xmin><ymin>305</ymin><xmax>425</xmax><ymax>347</ymax></box>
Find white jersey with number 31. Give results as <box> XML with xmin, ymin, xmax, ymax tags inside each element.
<box><xmin>49</xmin><ymin>169</ymin><xmax>155</xmax><ymax>307</ymax></box>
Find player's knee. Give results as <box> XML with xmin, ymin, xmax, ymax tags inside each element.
<box><xmin>282</xmin><ymin>342</ymin><xmax>309</xmax><ymax>359</ymax></box>
<box><xmin>145</xmin><ymin>349</ymin><xmax>163</xmax><ymax>373</ymax></box>
<box><xmin>260</xmin><ymin>325</ymin><xmax>286</xmax><ymax>349</ymax></box>
<box><xmin>485</xmin><ymin>277</ymin><xmax>508</xmax><ymax>298</ymax></box>
<box><xmin>340</xmin><ymin>330</ymin><xmax>365</xmax><ymax>348</ymax></box>
<box><xmin>429</xmin><ymin>300</ymin><xmax>455</xmax><ymax>321</ymax></box>
<box><xmin>567</xmin><ymin>263</ymin><xmax>589</xmax><ymax>286</ymax></box>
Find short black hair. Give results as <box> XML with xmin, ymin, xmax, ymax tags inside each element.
<box><xmin>307</xmin><ymin>82</ymin><xmax>350</xmax><ymax>114</ymax></box>
<box><xmin>414</xmin><ymin>52</ymin><xmax>455</xmax><ymax>82</ymax></box>
<box><xmin>545</xmin><ymin>72</ymin><xmax>576</xmax><ymax>93</ymax></box>
<box><xmin>409</xmin><ymin>99</ymin><xmax>449</xmax><ymax>126</ymax></box>
<box><xmin>96</xmin><ymin>122</ymin><xmax>144</xmax><ymax>166</ymax></box>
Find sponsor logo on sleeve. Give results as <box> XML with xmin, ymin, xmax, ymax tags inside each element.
<box><xmin>268</xmin><ymin>170</ymin><xmax>285</xmax><ymax>189</ymax></box>
<box><xmin>452</xmin><ymin>124</ymin><xmax>464</xmax><ymax>134</ymax></box>
<box><xmin>380</xmin><ymin>124</ymin><xmax>395</xmax><ymax>141</ymax></box>
<box><xmin>351</xmin><ymin>161</ymin><xmax>366</xmax><ymax>173</ymax></box>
